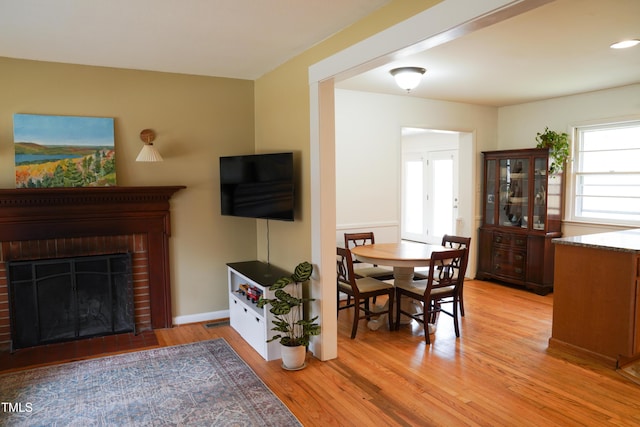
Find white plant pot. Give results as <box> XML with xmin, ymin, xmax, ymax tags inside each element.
<box><xmin>280</xmin><ymin>344</ymin><xmax>306</xmax><ymax>370</ymax></box>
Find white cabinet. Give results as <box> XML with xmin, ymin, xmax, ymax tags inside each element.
<box><xmin>227</xmin><ymin>261</ymin><xmax>292</xmax><ymax>361</ymax></box>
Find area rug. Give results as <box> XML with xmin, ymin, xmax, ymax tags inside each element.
<box><xmin>0</xmin><ymin>338</ymin><xmax>301</xmax><ymax>426</ymax></box>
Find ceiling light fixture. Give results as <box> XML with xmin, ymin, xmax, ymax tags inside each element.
<box><xmin>389</xmin><ymin>67</ymin><xmax>426</xmax><ymax>92</ymax></box>
<box><xmin>136</xmin><ymin>129</ymin><xmax>164</xmax><ymax>162</ymax></box>
<box><xmin>610</xmin><ymin>39</ymin><xmax>640</xmax><ymax>49</ymax></box>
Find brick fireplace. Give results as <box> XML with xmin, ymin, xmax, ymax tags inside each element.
<box><xmin>0</xmin><ymin>186</ymin><xmax>184</xmax><ymax>351</ymax></box>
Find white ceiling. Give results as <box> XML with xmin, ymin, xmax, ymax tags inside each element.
<box><xmin>0</xmin><ymin>0</ymin><xmax>638</xmax><ymax>107</ymax></box>
<box><xmin>0</xmin><ymin>0</ymin><xmax>391</xmax><ymax>80</ymax></box>
<box><xmin>337</xmin><ymin>0</ymin><xmax>640</xmax><ymax>106</ymax></box>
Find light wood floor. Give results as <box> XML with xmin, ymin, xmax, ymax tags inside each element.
<box><xmin>155</xmin><ymin>279</ymin><xmax>640</xmax><ymax>426</ymax></box>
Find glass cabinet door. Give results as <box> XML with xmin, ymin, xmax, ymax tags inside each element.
<box><xmin>533</xmin><ymin>156</ymin><xmax>548</xmax><ymax>230</ymax></box>
<box><xmin>499</xmin><ymin>157</ymin><xmax>529</xmax><ymax>228</ymax></box>
<box><xmin>485</xmin><ymin>159</ymin><xmax>496</xmax><ymax>225</ymax></box>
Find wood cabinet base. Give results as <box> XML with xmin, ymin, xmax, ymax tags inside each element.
<box><xmin>551</xmin><ymin>243</ymin><xmax>640</xmax><ymax>368</ymax></box>
<box><xmin>476</xmin><ymin>228</ymin><xmax>557</xmax><ymax>295</ymax></box>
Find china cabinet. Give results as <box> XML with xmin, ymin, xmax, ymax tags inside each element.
<box><xmin>476</xmin><ymin>148</ymin><xmax>563</xmax><ymax>295</ymax></box>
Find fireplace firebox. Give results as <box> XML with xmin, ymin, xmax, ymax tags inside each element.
<box><xmin>8</xmin><ymin>253</ymin><xmax>134</xmax><ymax>349</ymax></box>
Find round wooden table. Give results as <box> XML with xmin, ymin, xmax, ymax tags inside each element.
<box><xmin>351</xmin><ymin>241</ymin><xmax>447</xmax><ymax>285</ymax></box>
<box><xmin>350</xmin><ymin>241</ymin><xmax>448</xmax><ymax>328</ymax></box>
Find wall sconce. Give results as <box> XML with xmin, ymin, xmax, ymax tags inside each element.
<box><xmin>136</xmin><ymin>129</ymin><xmax>163</xmax><ymax>162</ymax></box>
<box><xmin>389</xmin><ymin>67</ymin><xmax>426</xmax><ymax>92</ymax></box>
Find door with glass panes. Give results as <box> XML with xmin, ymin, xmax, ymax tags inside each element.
<box><xmin>401</xmin><ymin>150</ymin><xmax>458</xmax><ymax>244</ymax></box>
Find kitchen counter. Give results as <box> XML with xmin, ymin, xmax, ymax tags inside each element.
<box><xmin>553</xmin><ymin>228</ymin><xmax>640</xmax><ymax>253</ymax></box>
<box><xmin>550</xmin><ymin>229</ymin><xmax>640</xmax><ymax>368</ymax></box>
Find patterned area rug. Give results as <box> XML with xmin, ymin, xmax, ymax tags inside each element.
<box><xmin>0</xmin><ymin>338</ymin><xmax>300</xmax><ymax>426</ymax></box>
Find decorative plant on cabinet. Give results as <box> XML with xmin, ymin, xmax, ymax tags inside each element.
<box><xmin>257</xmin><ymin>261</ymin><xmax>320</xmax><ymax>370</ymax></box>
<box><xmin>535</xmin><ymin>126</ymin><xmax>569</xmax><ymax>174</ymax></box>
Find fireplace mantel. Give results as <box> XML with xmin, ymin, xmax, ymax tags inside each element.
<box><xmin>0</xmin><ymin>186</ymin><xmax>185</xmax><ymax>329</ymax></box>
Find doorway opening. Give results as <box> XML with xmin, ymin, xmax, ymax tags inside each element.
<box><xmin>401</xmin><ymin>127</ymin><xmax>471</xmax><ymax>245</ymax></box>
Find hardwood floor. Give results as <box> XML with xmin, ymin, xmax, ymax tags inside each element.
<box><xmin>4</xmin><ymin>280</ymin><xmax>640</xmax><ymax>425</ymax></box>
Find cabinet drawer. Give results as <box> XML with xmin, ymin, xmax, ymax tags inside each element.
<box><xmin>229</xmin><ymin>294</ymin><xmax>266</xmax><ymax>357</ymax></box>
<box><xmin>492</xmin><ymin>248</ymin><xmax>526</xmax><ymax>279</ymax></box>
<box><xmin>494</xmin><ymin>232</ymin><xmax>527</xmax><ymax>248</ymax></box>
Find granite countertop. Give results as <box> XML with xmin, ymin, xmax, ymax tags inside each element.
<box><xmin>553</xmin><ymin>228</ymin><xmax>640</xmax><ymax>253</ymax></box>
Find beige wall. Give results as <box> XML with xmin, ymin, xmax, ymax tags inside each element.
<box><xmin>0</xmin><ymin>57</ymin><xmax>257</xmax><ymax>322</ymax></box>
<box><xmin>254</xmin><ymin>0</ymin><xmax>441</xmax><ymax>268</ymax></box>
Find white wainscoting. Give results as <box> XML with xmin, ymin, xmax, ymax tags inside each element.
<box><xmin>336</xmin><ymin>222</ymin><xmax>400</xmax><ymax>247</ymax></box>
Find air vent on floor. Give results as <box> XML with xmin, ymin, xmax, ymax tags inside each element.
<box><xmin>204</xmin><ymin>321</ymin><xmax>230</xmax><ymax>329</ymax></box>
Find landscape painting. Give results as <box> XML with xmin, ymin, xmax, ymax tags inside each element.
<box><xmin>13</xmin><ymin>114</ymin><xmax>116</xmax><ymax>188</ymax></box>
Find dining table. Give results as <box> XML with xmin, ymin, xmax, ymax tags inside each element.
<box><xmin>350</xmin><ymin>240</ymin><xmax>448</xmax><ymax>329</ymax></box>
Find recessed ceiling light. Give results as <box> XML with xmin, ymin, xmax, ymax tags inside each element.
<box><xmin>610</xmin><ymin>39</ymin><xmax>640</xmax><ymax>49</ymax></box>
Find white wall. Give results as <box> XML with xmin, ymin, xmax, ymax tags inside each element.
<box><xmin>336</xmin><ymin>83</ymin><xmax>640</xmax><ymax>278</ymax></box>
<box><xmin>402</xmin><ymin>131</ymin><xmax>460</xmax><ymax>153</ymax></box>
<box><xmin>498</xmin><ymin>83</ymin><xmax>640</xmax><ymax>237</ymax></box>
<box><xmin>335</xmin><ymin>89</ymin><xmax>499</xmax><ymax>276</ymax></box>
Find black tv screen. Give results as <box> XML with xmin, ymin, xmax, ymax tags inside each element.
<box><xmin>220</xmin><ymin>152</ymin><xmax>294</xmax><ymax>221</ymax></box>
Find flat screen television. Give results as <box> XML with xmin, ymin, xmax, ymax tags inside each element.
<box><xmin>220</xmin><ymin>152</ymin><xmax>294</xmax><ymax>221</ymax></box>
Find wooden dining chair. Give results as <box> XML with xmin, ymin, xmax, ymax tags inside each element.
<box><xmin>440</xmin><ymin>234</ymin><xmax>471</xmax><ymax>316</ymax></box>
<box><xmin>413</xmin><ymin>234</ymin><xmax>471</xmax><ymax>314</ymax></box>
<box><xmin>343</xmin><ymin>232</ymin><xmax>395</xmax><ymax>281</ymax></box>
<box><xmin>394</xmin><ymin>248</ymin><xmax>467</xmax><ymax>344</ymax></box>
<box><xmin>337</xmin><ymin>246</ymin><xmax>395</xmax><ymax>339</ymax></box>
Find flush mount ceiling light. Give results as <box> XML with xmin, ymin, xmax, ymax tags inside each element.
<box><xmin>389</xmin><ymin>67</ymin><xmax>426</xmax><ymax>92</ymax></box>
<box><xmin>610</xmin><ymin>39</ymin><xmax>640</xmax><ymax>49</ymax></box>
<box><xmin>136</xmin><ymin>129</ymin><xmax>164</xmax><ymax>162</ymax></box>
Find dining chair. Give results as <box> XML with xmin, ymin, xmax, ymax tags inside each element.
<box><xmin>343</xmin><ymin>232</ymin><xmax>395</xmax><ymax>281</ymax></box>
<box><xmin>440</xmin><ymin>234</ymin><xmax>471</xmax><ymax>316</ymax></box>
<box><xmin>413</xmin><ymin>235</ymin><xmax>471</xmax><ymax>314</ymax></box>
<box><xmin>336</xmin><ymin>246</ymin><xmax>395</xmax><ymax>339</ymax></box>
<box><xmin>394</xmin><ymin>248</ymin><xmax>467</xmax><ymax>344</ymax></box>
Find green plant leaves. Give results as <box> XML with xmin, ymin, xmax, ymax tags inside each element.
<box><xmin>291</xmin><ymin>261</ymin><xmax>313</xmax><ymax>283</ymax></box>
<box><xmin>535</xmin><ymin>126</ymin><xmax>569</xmax><ymax>174</ymax></box>
<box><xmin>269</xmin><ymin>276</ymin><xmax>294</xmax><ymax>290</ymax></box>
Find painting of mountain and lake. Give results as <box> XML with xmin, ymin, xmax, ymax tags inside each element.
<box><xmin>13</xmin><ymin>114</ymin><xmax>116</xmax><ymax>188</ymax></box>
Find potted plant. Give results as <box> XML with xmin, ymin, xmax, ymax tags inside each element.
<box><xmin>535</xmin><ymin>126</ymin><xmax>569</xmax><ymax>174</ymax></box>
<box><xmin>257</xmin><ymin>261</ymin><xmax>320</xmax><ymax>370</ymax></box>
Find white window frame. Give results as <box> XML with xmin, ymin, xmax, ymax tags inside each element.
<box><xmin>568</xmin><ymin>118</ymin><xmax>640</xmax><ymax>226</ymax></box>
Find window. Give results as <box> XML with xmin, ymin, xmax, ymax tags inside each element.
<box><xmin>572</xmin><ymin>120</ymin><xmax>640</xmax><ymax>224</ymax></box>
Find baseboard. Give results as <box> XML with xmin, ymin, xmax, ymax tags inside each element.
<box><xmin>547</xmin><ymin>337</ymin><xmax>617</xmax><ymax>368</ymax></box>
<box><xmin>173</xmin><ymin>310</ymin><xmax>229</xmax><ymax>326</ymax></box>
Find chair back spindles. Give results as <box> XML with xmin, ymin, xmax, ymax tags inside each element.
<box><xmin>441</xmin><ymin>234</ymin><xmax>471</xmax><ymax>315</ymax></box>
